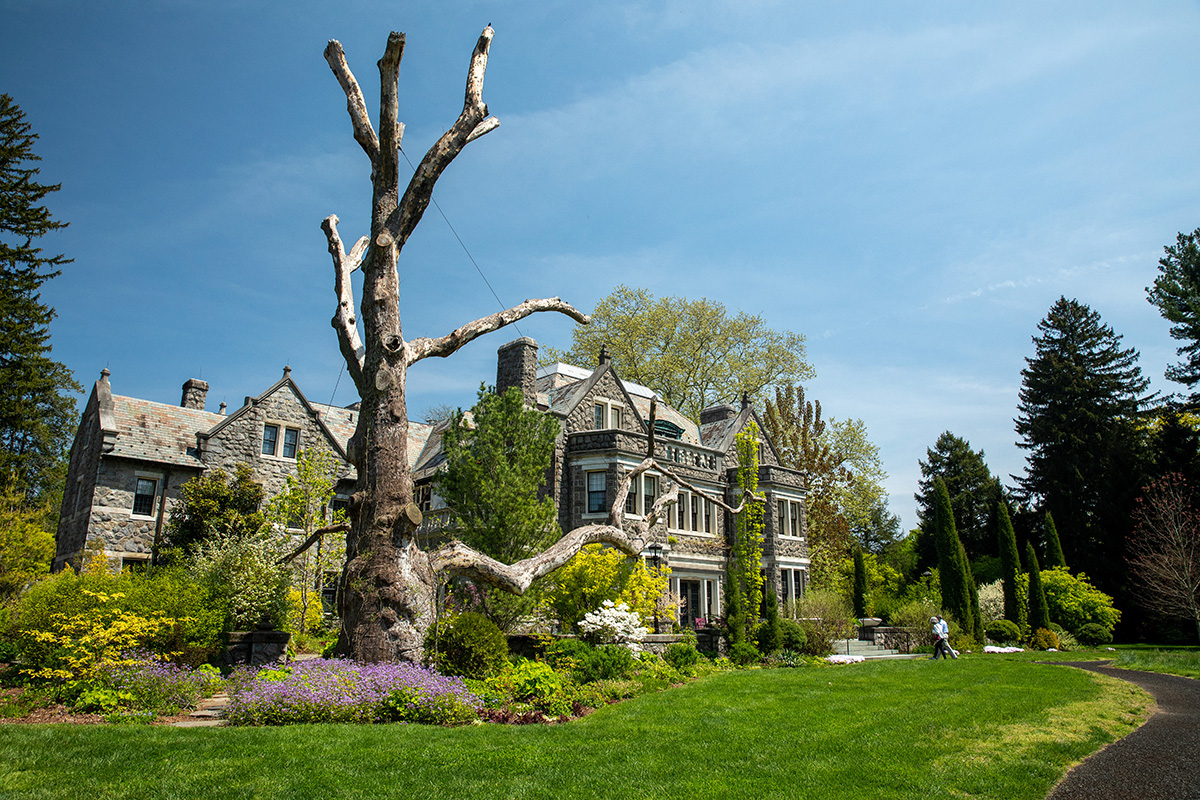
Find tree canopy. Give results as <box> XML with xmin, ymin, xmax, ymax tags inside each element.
<box><xmin>544</xmin><ymin>285</ymin><xmax>812</xmax><ymax>420</ymax></box>
<box><xmin>1015</xmin><ymin>297</ymin><xmax>1151</xmax><ymax>589</ymax></box>
<box><xmin>1148</xmin><ymin>227</ymin><xmax>1200</xmax><ymax>405</ymax></box>
<box><xmin>0</xmin><ymin>94</ymin><xmax>80</xmax><ymax>503</ymax></box>
<box><xmin>914</xmin><ymin>432</ymin><xmax>998</xmax><ymax>564</ymax></box>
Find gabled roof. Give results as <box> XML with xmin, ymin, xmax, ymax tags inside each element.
<box><xmin>107</xmin><ymin>395</ymin><xmax>223</xmax><ymax>468</ymax></box>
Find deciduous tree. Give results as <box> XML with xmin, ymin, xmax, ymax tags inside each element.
<box><xmin>544</xmin><ymin>285</ymin><xmax>812</xmax><ymax>420</ymax></box>
<box><xmin>319</xmin><ymin>28</ymin><xmax>757</xmax><ymax>662</ymax></box>
<box><xmin>1129</xmin><ymin>473</ymin><xmax>1200</xmax><ymax>644</ymax></box>
<box><xmin>0</xmin><ymin>94</ymin><xmax>80</xmax><ymax>505</ymax></box>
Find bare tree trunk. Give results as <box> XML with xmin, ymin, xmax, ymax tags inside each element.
<box><xmin>320</xmin><ymin>27</ymin><xmax>763</xmax><ymax>663</ymax></box>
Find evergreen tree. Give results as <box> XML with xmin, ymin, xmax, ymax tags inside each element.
<box><xmin>1026</xmin><ymin>541</ymin><xmax>1052</xmax><ymax>633</ymax></box>
<box><xmin>933</xmin><ymin>478</ymin><xmax>974</xmax><ymax>637</ymax></box>
<box><xmin>757</xmin><ymin>580</ymin><xmax>781</xmax><ymax>654</ymax></box>
<box><xmin>1148</xmin><ymin>227</ymin><xmax>1200</xmax><ymax>405</ymax></box>
<box><xmin>0</xmin><ymin>94</ymin><xmax>80</xmax><ymax>503</ymax></box>
<box><xmin>1015</xmin><ymin>297</ymin><xmax>1151</xmax><ymax>591</ymax></box>
<box><xmin>996</xmin><ymin>499</ymin><xmax>1027</xmax><ymax>631</ymax></box>
<box><xmin>852</xmin><ymin>549</ymin><xmax>868</xmax><ymax>618</ymax></box>
<box><xmin>914</xmin><ymin>432</ymin><xmax>998</xmax><ymax>565</ymax></box>
<box><xmin>723</xmin><ymin>576</ymin><xmax>745</xmax><ymax>646</ymax></box>
<box><xmin>434</xmin><ymin>385</ymin><xmax>561</xmax><ymax>631</ymax></box>
<box><xmin>964</xmin><ymin>540</ymin><xmax>983</xmax><ymax>642</ymax></box>
<box><xmin>1043</xmin><ymin>512</ymin><xmax>1067</xmax><ymax>569</ymax></box>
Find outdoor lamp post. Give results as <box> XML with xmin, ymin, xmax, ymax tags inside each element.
<box><xmin>648</xmin><ymin>542</ymin><xmax>663</xmax><ymax>633</ymax></box>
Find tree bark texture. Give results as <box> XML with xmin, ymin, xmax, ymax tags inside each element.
<box><xmin>321</xmin><ymin>28</ymin><xmax>758</xmax><ymax>663</ymax></box>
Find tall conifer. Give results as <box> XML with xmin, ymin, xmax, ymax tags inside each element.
<box><xmin>1026</xmin><ymin>541</ymin><xmax>1052</xmax><ymax>632</ymax></box>
<box><xmin>0</xmin><ymin>94</ymin><xmax>80</xmax><ymax>502</ymax></box>
<box><xmin>996</xmin><ymin>500</ymin><xmax>1027</xmax><ymax>630</ymax></box>
<box><xmin>1043</xmin><ymin>512</ymin><xmax>1068</xmax><ymax>569</ymax></box>
<box><xmin>933</xmin><ymin>478</ymin><xmax>974</xmax><ymax>637</ymax></box>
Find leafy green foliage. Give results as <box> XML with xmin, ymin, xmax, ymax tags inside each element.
<box><xmin>424</xmin><ymin>611</ymin><xmax>509</xmax><ymax>680</ymax></box>
<box><xmin>1148</xmin><ymin>227</ymin><xmax>1200</xmax><ymax>401</ymax></box>
<box><xmin>573</xmin><ymin>644</ymin><xmax>635</xmax><ymax>683</ymax></box>
<box><xmin>544</xmin><ymin>285</ymin><xmax>811</xmax><ymax>420</ymax></box>
<box><xmin>933</xmin><ymin>478</ymin><xmax>975</xmax><ymax>639</ymax></box>
<box><xmin>1075</xmin><ymin>623</ymin><xmax>1113</xmax><ymax>646</ymax></box>
<box><xmin>663</xmin><ymin>641</ymin><xmax>701</xmax><ymax>671</ymax></box>
<box><xmin>1039</xmin><ymin>567</ymin><xmax>1120</xmax><ymax>634</ymax></box>
<box><xmin>985</xmin><ymin>619</ymin><xmax>1021</xmax><ymax>645</ymax></box>
<box><xmin>778</xmin><ymin>618</ymin><xmax>808</xmax><ymax>652</ymax></box>
<box><xmin>728</xmin><ymin>641</ymin><xmax>761</xmax><ymax>667</ymax></box>
<box><xmin>1030</xmin><ymin>627</ymin><xmax>1060</xmax><ymax>651</ymax></box>
<box><xmin>541</xmin><ymin>544</ymin><xmax>668</xmax><ymax>632</ymax></box>
<box><xmin>996</xmin><ymin>499</ymin><xmax>1027</xmax><ymax>632</ymax></box>
<box><xmin>0</xmin><ymin>476</ymin><xmax>54</xmax><ymax>597</ymax></box>
<box><xmin>915</xmin><ymin>432</ymin><xmax>998</xmax><ymax>564</ymax></box>
<box><xmin>167</xmin><ymin>465</ymin><xmax>267</xmax><ymax>554</ymax></box>
<box><xmin>1026</xmin><ymin>542</ymin><xmax>1052</xmax><ymax>634</ymax></box>
<box><xmin>726</xmin><ymin>422</ymin><xmax>764</xmax><ymax>645</ymax></box>
<box><xmin>188</xmin><ymin>529</ymin><xmax>290</xmax><ymax>632</ymax></box>
<box><xmin>0</xmin><ymin>94</ymin><xmax>81</xmax><ymax>503</ymax></box>
<box><xmin>1043</xmin><ymin>513</ymin><xmax>1067</xmax><ymax>569</ymax></box>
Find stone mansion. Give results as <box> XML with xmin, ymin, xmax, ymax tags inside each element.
<box><xmin>55</xmin><ymin>337</ymin><xmax>811</xmax><ymax>627</ymax></box>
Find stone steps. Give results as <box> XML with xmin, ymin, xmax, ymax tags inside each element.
<box><xmin>172</xmin><ymin>692</ymin><xmax>229</xmax><ymax>728</ymax></box>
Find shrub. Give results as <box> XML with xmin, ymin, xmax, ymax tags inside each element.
<box><xmin>508</xmin><ymin>659</ymin><xmax>561</xmax><ymax>701</ymax></box>
<box><xmin>729</xmin><ymin>641</ymin><xmax>761</xmax><ymax>667</ymax></box>
<box><xmin>542</xmin><ymin>637</ymin><xmax>593</xmax><ymax>672</ymax></box>
<box><xmin>226</xmin><ymin>658</ymin><xmax>480</xmax><ymax>726</ymax></box>
<box><xmin>578</xmin><ymin>601</ymin><xmax>648</xmax><ymax>646</ymax></box>
<box><xmin>778</xmin><ymin>619</ymin><xmax>808</xmax><ymax>652</ymax></box>
<box><xmin>87</xmin><ymin>650</ymin><xmax>215</xmax><ymax>714</ymax></box>
<box><xmin>663</xmin><ymin>642</ymin><xmax>701</xmax><ymax>671</ymax></box>
<box><xmin>1076</xmin><ymin>623</ymin><xmax>1113</xmax><ymax>646</ymax></box>
<box><xmin>985</xmin><ymin>619</ymin><xmax>1021</xmax><ymax>645</ymax></box>
<box><xmin>1039</xmin><ymin>567</ymin><xmax>1120</xmax><ymax>635</ymax></box>
<box><xmin>575</xmin><ymin>644</ymin><xmax>635</xmax><ymax>683</ymax></box>
<box><xmin>188</xmin><ymin>531</ymin><xmax>290</xmax><ymax>632</ymax></box>
<box><xmin>1030</xmin><ymin>627</ymin><xmax>1060</xmax><ymax>651</ymax></box>
<box><xmin>978</xmin><ymin>580</ymin><xmax>1005</xmax><ymax>624</ymax></box>
<box><xmin>424</xmin><ymin>612</ymin><xmax>509</xmax><ymax>680</ymax></box>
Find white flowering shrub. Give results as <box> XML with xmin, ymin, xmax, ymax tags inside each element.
<box><xmin>978</xmin><ymin>580</ymin><xmax>1004</xmax><ymax>624</ymax></box>
<box><xmin>578</xmin><ymin>601</ymin><xmax>648</xmax><ymax>646</ymax></box>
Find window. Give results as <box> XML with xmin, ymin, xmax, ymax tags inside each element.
<box><xmin>414</xmin><ymin>485</ymin><xmax>432</xmax><ymax>513</ymax></box>
<box><xmin>262</xmin><ymin>424</ymin><xmax>279</xmax><ymax>455</ymax></box>
<box><xmin>121</xmin><ymin>556</ymin><xmax>150</xmax><ymax>573</ymax></box>
<box><xmin>790</xmin><ymin>502</ymin><xmax>801</xmax><ymax>537</ymax></box>
<box><xmin>690</xmin><ymin>493</ymin><xmax>699</xmax><ymax>531</ymax></box>
<box><xmin>587</xmin><ymin>471</ymin><xmax>607</xmax><ymax>514</ymax></box>
<box><xmin>330</xmin><ymin>496</ymin><xmax>351</xmax><ymax>519</ymax></box>
<box><xmin>592</xmin><ymin>400</ymin><xmax>623</xmax><ymax>430</ymax></box>
<box><xmin>262</xmin><ymin>423</ymin><xmax>300</xmax><ymax>458</ymax></box>
<box><xmin>625</xmin><ymin>474</ymin><xmax>638</xmax><ymax>514</ymax></box>
<box><xmin>643</xmin><ymin>475</ymin><xmax>657</xmax><ymax>517</ymax></box>
<box><xmin>132</xmin><ymin>478</ymin><xmax>157</xmax><ymax>516</ymax></box>
<box><xmin>705</xmin><ymin>499</ymin><xmax>715</xmax><ymax>533</ymax></box>
<box><xmin>282</xmin><ymin>427</ymin><xmax>299</xmax><ymax>459</ymax></box>
<box><xmin>676</xmin><ymin>492</ymin><xmax>690</xmax><ymax>530</ymax></box>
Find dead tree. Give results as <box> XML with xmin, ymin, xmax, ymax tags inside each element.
<box><xmin>322</xmin><ymin>27</ymin><xmax>756</xmax><ymax>663</ymax></box>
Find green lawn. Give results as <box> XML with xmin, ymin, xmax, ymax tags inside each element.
<box><xmin>0</xmin><ymin>658</ymin><xmax>1151</xmax><ymax>800</ymax></box>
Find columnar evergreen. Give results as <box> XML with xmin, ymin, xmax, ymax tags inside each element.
<box><xmin>0</xmin><ymin>94</ymin><xmax>80</xmax><ymax>503</ymax></box>
<box><xmin>1043</xmin><ymin>512</ymin><xmax>1067</xmax><ymax>569</ymax></box>
<box><xmin>933</xmin><ymin>478</ymin><xmax>974</xmax><ymax>638</ymax></box>
<box><xmin>852</xmin><ymin>549</ymin><xmax>868</xmax><ymax>618</ymax></box>
<box><xmin>1026</xmin><ymin>541</ymin><xmax>1052</xmax><ymax>633</ymax></box>
<box><xmin>996</xmin><ymin>500</ymin><xmax>1027</xmax><ymax>630</ymax></box>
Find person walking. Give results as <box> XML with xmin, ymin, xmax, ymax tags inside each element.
<box><xmin>930</xmin><ymin>614</ymin><xmax>957</xmax><ymax>660</ymax></box>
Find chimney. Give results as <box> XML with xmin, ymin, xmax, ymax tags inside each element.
<box><xmin>496</xmin><ymin>337</ymin><xmax>538</xmax><ymax>407</ymax></box>
<box><xmin>700</xmin><ymin>404</ymin><xmax>737</xmax><ymax>425</ymax></box>
<box><xmin>598</xmin><ymin>344</ymin><xmax>611</xmax><ymax>366</ymax></box>
<box><xmin>181</xmin><ymin>378</ymin><xmax>209</xmax><ymax>411</ymax></box>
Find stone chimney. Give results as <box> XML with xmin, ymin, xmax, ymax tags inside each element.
<box><xmin>181</xmin><ymin>378</ymin><xmax>209</xmax><ymax>411</ymax></box>
<box><xmin>598</xmin><ymin>344</ymin><xmax>611</xmax><ymax>366</ymax></box>
<box><xmin>496</xmin><ymin>337</ymin><xmax>538</xmax><ymax>407</ymax></box>
<box><xmin>700</xmin><ymin>403</ymin><xmax>737</xmax><ymax>425</ymax></box>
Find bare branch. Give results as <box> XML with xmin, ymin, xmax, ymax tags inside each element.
<box><xmin>429</xmin><ymin>523</ymin><xmax>645</xmax><ymax>593</ymax></box>
<box><xmin>377</xmin><ymin>26</ymin><xmax>497</xmax><ymax>252</ymax></box>
<box><xmin>322</xmin><ymin>215</ymin><xmax>366</xmax><ymax>390</ymax></box>
<box><xmin>376</xmin><ymin>31</ymin><xmax>406</xmax><ymax>190</ymax></box>
<box><xmin>277</xmin><ymin>522</ymin><xmax>351</xmax><ymax>566</ymax></box>
<box><xmin>404</xmin><ymin>297</ymin><xmax>589</xmax><ymax>365</ymax></box>
<box><xmin>466</xmin><ymin>116</ymin><xmax>500</xmax><ymax>144</ymax></box>
<box><xmin>324</xmin><ymin>40</ymin><xmax>381</xmax><ymax>164</ymax></box>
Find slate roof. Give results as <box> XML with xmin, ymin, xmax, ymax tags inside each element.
<box><xmin>108</xmin><ymin>396</ymin><xmax>223</xmax><ymax>468</ymax></box>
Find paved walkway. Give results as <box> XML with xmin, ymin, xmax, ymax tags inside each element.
<box><xmin>1046</xmin><ymin>662</ymin><xmax>1200</xmax><ymax>800</ymax></box>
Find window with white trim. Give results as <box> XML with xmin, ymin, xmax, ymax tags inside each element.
<box><xmin>625</xmin><ymin>474</ymin><xmax>638</xmax><ymax>514</ymax></box>
<box><xmin>586</xmin><ymin>471</ymin><xmax>607</xmax><ymax>514</ymax></box>
<box><xmin>778</xmin><ymin>499</ymin><xmax>802</xmax><ymax>537</ymax></box>
<box><xmin>592</xmin><ymin>400</ymin><xmax>623</xmax><ymax>430</ymax></box>
<box><xmin>132</xmin><ymin>477</ymin><xmax>157</xmax><ymax>517</ymax></box>
<box><xmin>642</xmin><ymin>475</ymin><xmax>657</xmax><ymax>517</ymax></box>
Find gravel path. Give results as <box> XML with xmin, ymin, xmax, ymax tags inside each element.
<box><xmin>1046</xmin><ymin>661</ymin><xmax>1200</xmax><ymax>800</ymax></box>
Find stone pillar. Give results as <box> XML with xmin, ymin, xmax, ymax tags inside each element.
<box><xmin>496</xmin><ymin>337</ymin><xmax>538</xmax><ymax>407</ymax></box>
<box><xmin>181</xmin><ymin>379</ymin><xmax>209</xmax><ymax>410</ymax></box>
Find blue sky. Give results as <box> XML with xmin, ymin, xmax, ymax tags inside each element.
<box><xmin>4</xmin><ymin>1</ymin><xmax>1200</xmax><ymax>532</ymax></box>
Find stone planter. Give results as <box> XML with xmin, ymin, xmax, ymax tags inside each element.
<box><xmin>223</xmin><ymin>630</ymin><xmax>290</xmax><ymax>667</ymax></box>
